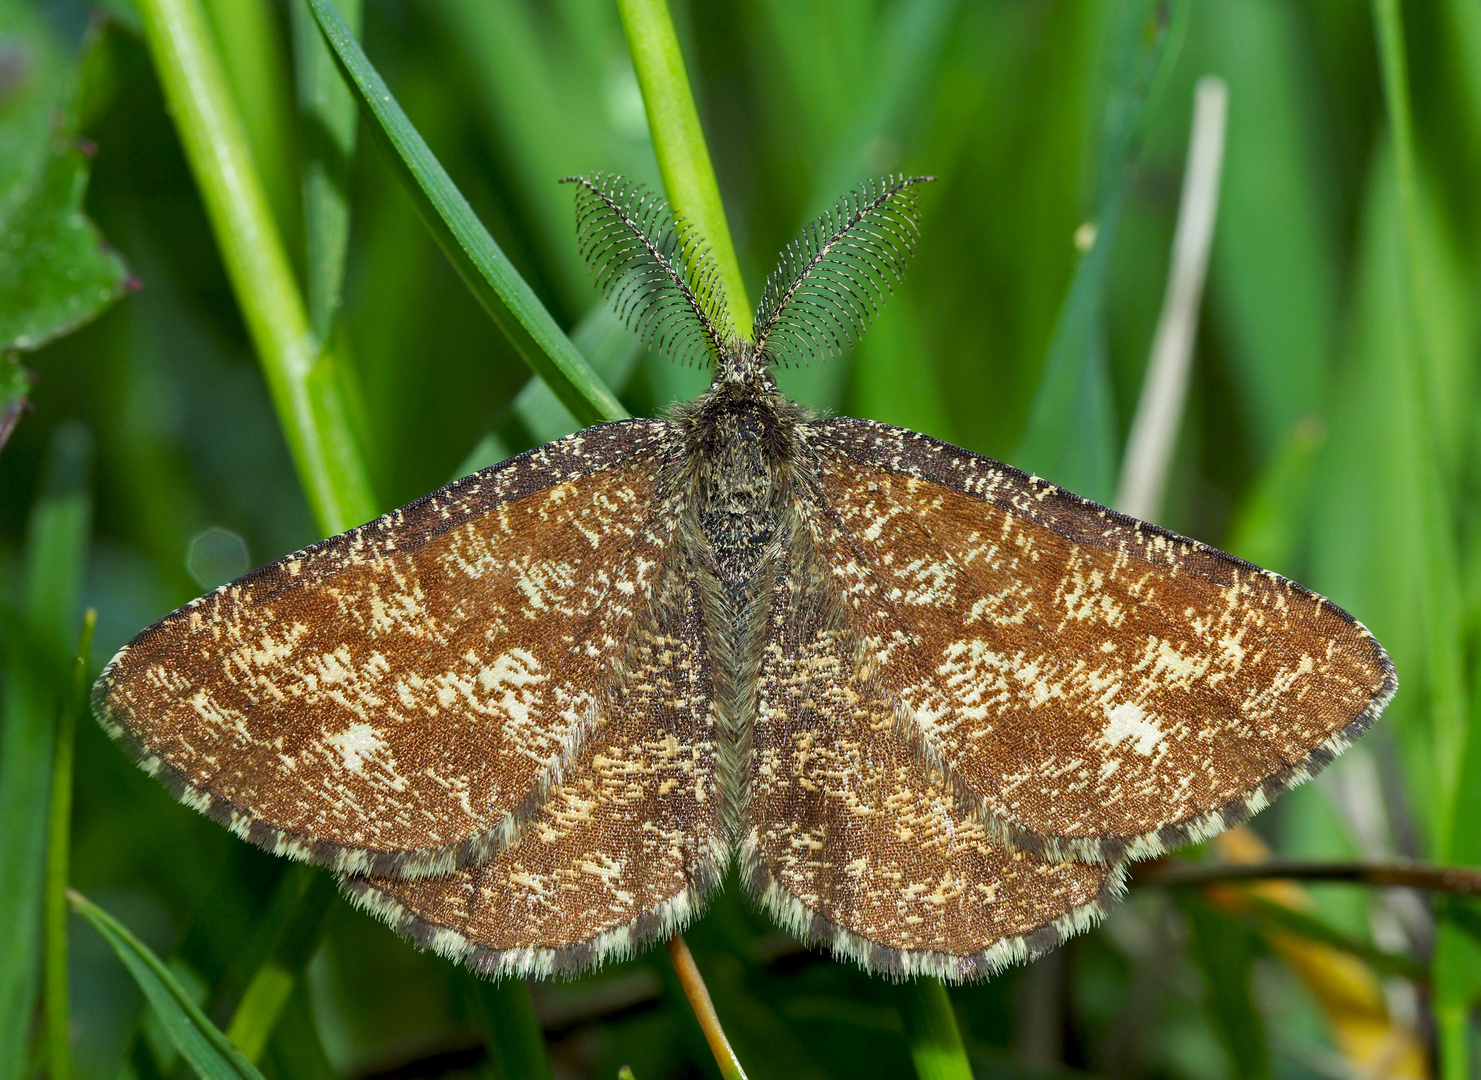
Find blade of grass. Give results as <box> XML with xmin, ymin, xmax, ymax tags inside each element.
<box><xmin>42</xmin><ymin>609</ymin><xmax>95</xmax><ymax>1080</ymax></box>
<box><xmin>133</xmin><ymin>0</ymin><xmax>376</xmax><ymax>535</ymax></box>
<box><xmin>455</xmin><ymin>304</ymin><xmax>647</xmax><ymax>478</ymax></box>
<box><xmin>1176</xmin><ymin>895</ymin><xmax>1270</xmax><ymax>1080</ymax></box>
<box><xmin>1370</xmin><ymin>4</ymin><xmax>1479</xmax><ymax>1072</ymax></box>
<box><xmin>470</xmin><ymin>976</ymin><xmax>553</xmax><ymax>1080</ymax></box>
<box><xmin>616</xmin><ymin>0</ymin><xmax>752</xmax><ymax>337</ymax></box>
<box><xmin>290</xmin><ymin>0</ymin><xmax>362</xmax><ymax>340</ymax></box>
<box><xmin>0</xmin><ymin>423</ymin><xmax>91</xmax><ymax>1080</ymax></box>
<box><xmin>1238</xmin><ymin>897</ymin><xmax>1426</xmax><ymax>983</ymax></box>
<box><xmin>304</xmin><ymin>0</ymin><xmax>626</xmax><ymax>428</ymax></box>
<box><xmin>893</xmin><ymin>978</ymin><xmax>973</xmax><ymax>1080</ymax></box>
<box><xmin>223</xmin><ymin>867</ymin><xmax>336</xmax><ymax>1063</ymax></box>
<box><xmin>68</xmin><ymin>890</ymin><xmax>265</xmax><ymax>1080</ymax></box>
<box><xmin>1015</xmin><ymin>0</ymin><xmax>1186</xmax><ymax>502</ymax></box>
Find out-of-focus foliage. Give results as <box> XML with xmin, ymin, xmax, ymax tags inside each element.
<box><xmin>1</xmin><ymin>1</ymin><xmax>1479</xmax><ymax>1079</ymax></box>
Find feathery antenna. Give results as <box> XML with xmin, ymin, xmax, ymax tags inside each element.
<box><xmin>564</xmin><ymin>174</ymin><xmax>734</xmax><ymax>367</ymax></box>
<box><xmin>753</xmin><ymin>176</ymin><xmax>933</xmax><ymax>367</ymax></box>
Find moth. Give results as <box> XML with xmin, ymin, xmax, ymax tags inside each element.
<box><xmin>95</xmin><ymin>174</ymin><xmax>1394</xmax><ymax>982</ymax></box>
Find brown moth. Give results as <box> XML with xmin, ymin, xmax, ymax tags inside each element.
<box><xmin>94</xmin><ymin>174</ymin><xmax>1395</xmax><ymax>982</ymax></box>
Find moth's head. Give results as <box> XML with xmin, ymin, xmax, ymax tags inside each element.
<box><xmin>565</xmin><ymin>173</ymin><xmax>934</xmax><ymax>377</ymax></box>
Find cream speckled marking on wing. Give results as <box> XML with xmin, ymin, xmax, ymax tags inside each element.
<box><xmin>800</xmin><ymin>418</ymin><xmax>1395</xmax><ymax>863</ymax></box>
<box><xmin>93</xmin><ymin>421</ymin><xmax>686</xmax><ymax>878</ymax></box>
<box><xmin>344</xmin><ymin>560</ymin><xmax>725</xmax><ymax>979</ymax></box>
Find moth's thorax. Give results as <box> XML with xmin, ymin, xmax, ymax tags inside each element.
<box><xmin>675</xmin><ymin>366</ymin><xmax>802</xmax><ymax>603</ymax></box>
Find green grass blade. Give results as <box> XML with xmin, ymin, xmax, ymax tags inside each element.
<box><xmin>290</xmin><ymin>0</ymin><xmax>363</xmax><ymax>340</ymax></box>
<box><xmin>69</xmin><ymin>890</ymin><xmax>265</xmax><ymax>1080</ymax></box>
<box><xmin>893</xmin><ymin>978</ymin><xmax>972</xmax><ymax>1080</ymax></box>
<box><xmin>133</xmin><ymin>0</ymin><xmax>377</xmax><ymax>535</ymax></box>
<box><xmin>304</xmin><ymin>0</ymin><xmax>626</xmax><ymax>427</ymax></box>
<box><xmin>456</xmin><ymin>304</ymin><xmax>647</xmax><ymax>479</ymax></box>
<box><xmin>470</xmin><ymin>976</ymin><xmax>554</xmax><ymax>1080</ymax></box>
<box><xmin>1014</xmin><ymin>0</ymin><xmax>1186</xmax><ymax>502</ymax></box>
<box><xmin>224</xmin><ymin>867</ymin><xmax>337</xmax><ymax>1063</ymax></box>
<box><xmin>0</xmin><ymin>423</ymin><xmax>91</xmax><ymax>1079</ymax></box>
<box><xmin>1370</xmin><ymin>7</ymin><xmax>1478</xmax><ymax>1070</ymax></box>
<box><xmin>1178</xmin><ymin>895</ymin><xmax>1270</xmax><ymax>1080</ymax></box>
<box><xmin>616</xmin><ymin>0</ymin><xmax>752</xmax><ymax>337</ymax></box>
<box><xmin>43</xmin><ymin>609</ymin><xmax>96</xmax><ymax>1080</ymax></box>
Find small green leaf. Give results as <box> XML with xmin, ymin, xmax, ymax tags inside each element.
<box><xmin>305</xmin><ymin>0</ymin><xmax>626</xmax><ymax>428</ymax></box>
<box><xmin>69</xmin><ymin>890</ymin><xmax>266</xmax><ymax>1080</ymax></box>
<box><xmin>0</xmin><ymin>4</ymin><xmax>130</xmax><ymax>355</ymax></box>
<box><xmin>0</xmin><ymin>143</ymin><xmax>130</xmax><ymax>352</ymax></box>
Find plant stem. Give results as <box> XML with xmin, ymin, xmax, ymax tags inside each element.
<box><xmin>666</xmin><ymin>935</ymin><xmax>747</xmax><ymax>1080</ymax></box>
<box><xmin>894</xmin><ymin>978</ymin><xmax>973</xmax><ymax>1080</ymax></box>
<box><xmin>43</xmin><ymin>610</ymin><xmax>95</xmax><ymax>1080</ymax></box>
<box><xmin>133</xmin><ymin>0</ymin><xmax>377</xmax><ymax>536</ymax></box>
<box><xmin>1137</xmin><ymin>857</ymin><xmax>1481</xmax><ymax>895</ymax></box>
<box><xmin>616</xmin><ymin>0</ymin><xmax>752</xmax><ymax>337</ymax></box>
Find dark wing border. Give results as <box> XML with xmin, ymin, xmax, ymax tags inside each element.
<box><xmin>92</xmin><ymin>420</ymin><xmax>677</xmax><ymax>878</ymax></box>
<box><xmin>803</xmin><ymin>417</ymin><xmax>1397</xmax><ymax>864</ymax></box>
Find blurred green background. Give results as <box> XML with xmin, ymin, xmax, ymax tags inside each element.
<box><xmin>2</xmin><ymin>0</ymin><xmax>1480</xmax><ymax>1078</ymax></box>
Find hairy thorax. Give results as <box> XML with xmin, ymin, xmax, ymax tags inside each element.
<box><xmin>676</xmin><ymin>370</ymin><xmax>804</xmax><ymax>608</ymax></box>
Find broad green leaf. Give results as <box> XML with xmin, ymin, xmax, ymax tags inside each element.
<box><xmin>1014</xmin><ymin>0</ymin><xmax>1186</xmax><ymax>502</ymax></box>
<box><xmin>0</xmin><ymin>4</ymin><xmax>130</xmax><ymax>354</ymax></box>
<box><xmin>305</xmin><ymin>0</ymin><xmax>626</xmax><ymax>428</ymax></box>
<box><xmin>69</xmin><ymin>890</ymin><xmax>266</xmax><ymax>1080</ymax></box>
<box><xmin>0</xmin><ymin>423</ymin><xmax>91</xmax><ymax>1078</ymax></box>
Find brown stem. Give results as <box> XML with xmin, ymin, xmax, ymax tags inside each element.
<box><xmin>666</xmin><ymin>935</ymin><xmax>748</xmax><ymax>1080</ymax></box>
<box><xmin>1135</xmin><ymin>858</ymin><xmax>1481</xmax><ymax>896</ymax></box>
